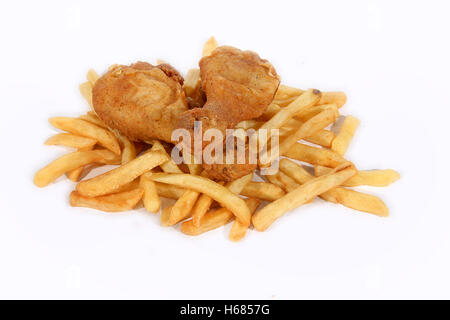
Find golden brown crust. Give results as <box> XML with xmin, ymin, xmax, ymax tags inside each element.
<box><xmin>93</xmin><ymin>62</ymin><xmax>187</xmax><ymax>143</ymax></box>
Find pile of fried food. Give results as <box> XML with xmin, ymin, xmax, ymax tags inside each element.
<box><xmin>34</xmin><ymin>37</ymin><xmax>400</xmax><ymax>241</ymax></box>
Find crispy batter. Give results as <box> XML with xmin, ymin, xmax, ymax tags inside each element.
<box><xmin>93</xmin><ymin>62</ymin><xmax>188</xmax><ymax>143</ymax></box>
<box><xmin>176</xmin><ymin>46</ymin><xmax>280</xmax><ymax>181</ymax></box>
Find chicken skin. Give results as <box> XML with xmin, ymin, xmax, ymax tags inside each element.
<box><xmin>93</xmin><ymin>62</ymin><xmax>187</xmax><ymax>143</ymax></box>
<box><xmin>176</xmin><ymin>46</ymin><xmax>280</xmax><ymax>181</ymax></box>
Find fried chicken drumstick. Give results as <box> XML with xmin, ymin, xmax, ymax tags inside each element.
<box><xmin>176</xmin><ymin>46</ymin><xmax>280</xmax><ymax>181</ymax></box>
<box><xmin>93</xmin><ymin>62</ymin><xmax>187</xmax><ymax>143</ymax></box>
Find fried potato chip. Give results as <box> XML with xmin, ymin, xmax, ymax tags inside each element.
<box><xmin>229</xmin><ymin>198</ymin><xmax>261</xmax><ymax>242</ymax></box>
<box><xmin>76</xmin><ymin>150</ymin><xmax>168</xmax><ymax>197</ymax></box>
<box><xmin>240</xmin><ymin>182</ymin><xmax>286</xmax><ymax>202</ymax></box>
<box><xmin>150</xmin><ymin>140</ymin><xmax>183</xmax><ymax>173</ymax></box>
<box><xmin>70</xmin><ymin>188</ymin><xmax>144</xmax><ymax>212</ymax></box>
<box><xmin>331</xmin><ymin>115</ymin><xmax>360</xmax><ymax>155</ymax></box>
<box><xmin>49</xmin><ymin>117</ymin><xmax>121</xmax><ymax>155</ymax></box>
<box><xmin>117</xmin><ymin>134</ymin><xmax>136</xmax><ymax>164</ymax></box>
<box><xmin>34</xmin><ymin>149</ymin><xmax>119</xmax><ymax>187</ymax></box>
<box><xmin>191</xmin><ymin>181</ymin><xmax>225</xmax><ymax>227</ymax></box>
<box><xmin>166</xmin><ymin>189</ymin><xmax>200</xmax><ymax>226</ymax></box>
<box><xmin>184</xmin><ymin>68</ymin><xmax>201</xmax><ymax>97</ymax></box>
<box><xmin>79</xmin><ymin>112</ymin><xmax>109</xmax><ymax>129</ymax></box>
<box><xmin>252</xmin><ymin>164</ymin><xmax>356</xmax><ymax>231</ymax></box>
<box><xmin>45</xmin><ymin>133</ymin><xmax>97</xmax><ymax>150</ymax></box>
<box><xmin>149</xmin><ymin>173</ymin><xmax>251</xmax><ymax>226</ymax></box>
<box><xmin>315</xmin><ymin>166</ymin><xmax>400</xmax><ymax>187</ymax></box>
<box><xmin>140</xmin><ymin>173</ymin><xmax>160</xmax><ymax>213</ymax></box>
<box><xmin>160</xmin><ymin>205</ymin><xmax>173</xmax><ymax>226</ymax></box>
<box><xmin>285</xmin><ymin>142</ymin><xmax>346</xmax><ymax>168</ymax></box>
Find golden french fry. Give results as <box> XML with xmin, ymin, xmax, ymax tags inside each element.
<box><xmin>79</xmin><ymin>81</ymin><xmax>93</xmax><ymax>107</ymax></box>
<box><xmin>155</xmin><ymin>182</ymin><xmax>185</xmax><ymax>199</ymax></box>
<box><xmin>275</xmin><ymin>171</ymin><xmax>301</xmax><ymax>193</ymax></box>
<box><xmin>167</xmin><ymin>189</ymin><xmax>200</xmax><ymax>225</ymax></box>
<box><xmin>183</xmin><ymin>68</ymin><xmax>201</xmax><ymax>97</ymax></box>
<box><xmin>118</xmin><ymin>134</ymin><xmax>136</xmax><ymax>164</ymax></box>
<box><xmin>45</xmin><ymin>133</ymin><xmax>97</xmax><ymax>150</ymax></box>
<box><xmin>235</xmin><ymin>120</ymin><xmax>263</xmax><ymax>130</ymax></box>
<box><xmin>150</xmin><ymin>141</ymin><xmax>183</xmax><ymax>173</ymax></box>
<box><xmin>160</xmin><ymin>205</ymin><xmax>173</xmax><ymax>226</ymax></box>
<box><xmin>225</xmin><ymin>173</ymin><xmax>253</xmax><ymax>195</ymax></box>
<box><xmin>149</xmin><ymin>173</ymin><xmax>251</xmax><ymax>226</ymax></box>
<box><xmin>202</xmin><ymin>36</ymin><xmax>218</xmax><ymax>57</ymax></box>
<box><xmin>76</xmin><ymin>150</ymin><xmax>168</xmax><ymax>197</ymax></box>
<box><xmin>49</xmin><ymin>117</ymin><xmax>121</xmax><ymax>155</ymax></box>
<box><xmin>86</xmin><ymin>69</ymin><xmax>99</xmax><ymax>86</ymax></box>
<box><xmin>34</xmin><ymin>149</ymin><xmax>119</xmax><ymax>187</ymax></box>
<box><xmin>140</xmin><ymin>173</ymin><xmax>160</xmax><ymax>213</ymax></box>
<box><xmin>259</xmin><ymin>104</ymin><xmax>281</xmax><ymax>121</ymax></box>
<box><xmin>260</xmin><ymin>106</ymin><xmax>338</xmax><ymax>166</ymax></box>
<box><xmin>191</xmin><ymin>181</ymin><xmax>225</xmax><ymax>227</ymax></box>
<box><xmin>70</xmin><ymin>188</ymin><xmax>143</xmax><ymax>212</ymax></box>
<box><xmin>320</xmin><ymin>188</ymin><xmax>389</xmax><ymax>217</ymax></box>
<box><xmin>319</xmin><ymin>92</ymin><xmax>347</xmax><ymax>108</ymax></box>
<box><xmin>181</xmin><ymin>207</ymin><xmax>234</xmax><ymax>236</ymax></box>
<box><xmin>240</xmin><ymin>182</ymin><xmax>285</xmax><ymax>202</ymax></box>
<box><xmin>303</xmin><ymin>129</ymin><xmax>335</xmax><ymax>147</ymax></box>
<box><xmin>66</xmin><ymin>144</ymin><xmax>95</xmax><ymax>182</ymax></box>
<box><xmin>229</xmin><ymin>198</ymin><xmax>261</xmax><ymax>242</ymax></box>
<box><xmin>79</xmin><ymin>113</ymin><xmax>109</xmax><ymax>129</ymax></box>
<box><xmin>280</xmin><ymin>159</ymin><xmax>389</xmax><ymax>217</ymax></box>
<box><xmin>274</xmin><ymin>85</ymin><xmax>304</xmax><ymax>100</ymax></box>
<box><xmin>315</xmin><ymin>166</ymin><xmax>400</xmax><ymax>187</ymax></box>
<box><xmin>252</xmin><ymin>164</ymin><xmax>356</xmax><ymax>231</ymax></box>
<box><xmin>285</xmin><ymin>142</ymin><xmax>346</xmax><ymax>168</ymax></box>
<box><xmin>254</xmin><ymin>89</ymin><xmax>322</xmax><ymax>152</ymax></box>
<box><xmin>331</xmin><ymin>115</ymin><xmax>360</xmax><ymax>155</ymax></box>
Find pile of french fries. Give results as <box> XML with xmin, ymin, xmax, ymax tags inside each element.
<box><xmin>34</xmin><ymin>37</ymin><xmax>400</xmax><ymax>241</ymax></box>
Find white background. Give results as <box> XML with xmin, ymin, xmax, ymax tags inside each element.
<box><xmin>1</xmin><ymin>0</ymin><xmax>449</xmax><ymax>299</ymax></box>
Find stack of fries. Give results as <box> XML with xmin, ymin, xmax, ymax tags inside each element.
<box><xmin>34</xmin><ymin>38</ymin><xmax>400</xmax><ymax>241</ymax></box>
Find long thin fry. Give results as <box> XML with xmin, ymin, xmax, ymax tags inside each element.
<box><xmin>45</xmin><ymin>133</ymin><xmax>97</xmax><ymax>150</ymax></box>
<box><xmin>70</xmin><ymin>188</ymin><xmax>143</xmax><ymax>212</ymax></box>
<box><xmin>118</xmin><ymin>134</ymin><xmax>136</xmax><ymax>164</ymax></box>
<box><xmin>285</xmin><ymin>142</ymin><xmax>346</xmax><ymax>168</ymax></box>
<box><xmin>76</xmin><ymin>150</ymin><xmax>168</xmax><ymax>197</ymax></box>
<box><xmin>191</xmin><ymin>182</ymin><xmax>225</xmax><ymax>227</ymax></box>
<box><xmin>150</xmin><ymin>141</ymin><xmax>183</xmax><ymax>173</ymax></box>
<box><xmin>252</xmin><ymin>164</ymin><xmax>356</xmax><ymax>231</ymax></box>
<box><xmin>229</xmin><ymin>198</ymin><xmax>261</xmax><ymax>242</ymax></box>
<box><xmin>240</xmin><ymin>182</ymin><xmax>285</xmax><ymax>202</ymax></box>
<box><xmin>315</xmin><ymin>166</ymin><xmax>400</xmax><ymax>187</ymax></box>
<box><xmin>49</xmin><ymin>117</ymin><xmax>121</xmax><ymax>155</ymax></box>
<box><xmin>149</xmin><ymin>173</ymin><xmax>251</xmax><ymax>226</ymax></box>
<box><xmin>86</xmin><ymin>69</ymin><xmax>99</xmax><ymax>86</ymax></box>
<box><xmin>34</xmin><ymin>149</ymin><xmax>119</xmax><ymax>187</ymax></box>
<box><xmin>155</xmin><ymin>182</ymin><xmax>185</xmax><ymax>199</ymax></box>
<box><xmin>140</xmin><ymin>172</ymin><xmax>160</xmax><ymax>213</ymax></box>
<box><xmin>202</xmin><ymin>36</ymin><xmax>218</xmax><ymax>57</ymax></box>
<box><xmin>331</xmin><ymin>115</ymin><xmax>360</xmax><ymax>155</ymax></box>
<box><xmin>79</xmin><ymin>81</ymin><xmax>93</xmax><ymax>108</ymax></box>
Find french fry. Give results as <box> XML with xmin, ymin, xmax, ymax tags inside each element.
<box><xmin>319</xmin><ymin>92</ymin><xmax>347</xmax><ymax>108</ymax></box>
<box><xmin>285</xmin><ymin>142</ymin><xmax>346</xmax><ymax>168</ymax></box>
<box><xmin>331</xmin><ymin>115</ymin><xmax>360</xmax><ymax>155</ymax></box>
<box><xmin>150</xmin><ymin>141</ymin><xmax>183</xmax><ymax>173</ymax></box>
<box><xmin>191</xmin><ymin>181</ymin><xmax>225</xmax><ymax>227</ymax></box>
<box><xmin>259</xmin><ymin>104</ymin><xmax>281</xmax><ymax>121</ymax></box>
<box><xmin>184</xmin><ymin>68</ymin><xmax>201</xmax><ymax>97</ymax></box>
<box><xmin>295</xmin><ymin>104</ymin><xmax>336</xmax><ymax>122</ymax></box>
<box><xmin>281</xmin><ymin>159</ymin><xmax>389</xmax><ymax>216</ymax></box>
<box><xmin>274</xmin><ymin>171</ymin><xmax>301</xmax><ymax>193</ymax></box>
<box><xmin>202</xmin><ymin>36</ymin><xmax>218</xmax><ymax>57</ymax></box>
<box><xmin>181</xmin><ymin>207</ymin><xmax>234</xmax><ymax>236</ymax></box>
<box><xmin>235</xmin><ymin>120</ymin><xmax>263</xmax><ymax>130</ymax></box>
<box><xmin>320</xmin><ymin>188</ymin><xmax>389</xmax><ymax>217</ymax></box>
<box><xmin>225</xmin><ymin>173</ymin><xmax>253</xmax><ymax>195</ymax></box>
<box><xmin>76</xmin><ymin>150</ymin><xmax>168</xmax><ymax>197</ymax></box>
<box><xmin>79</xmin><ymin>81</ymin><xmax>93</xmax><ymax>107</ymax></box>
<box><xmin>155</xmin><ymin>182</ymin><xmax>185</xmax><ymax>199</ymax></box>
<box><xmin>252</xmin><ymin>164</ymin><xmax>356</xmax><ymax>231</ymax></box>
<box><xmin>34</xmin><ymin>149</ymin><xmax>119</xmax><ymax>187</ymax></box>
<box><xmin>160</xmin><ymin>205</ymin><xmax>173</xmax><ymax>226</ymax></box>
<box><xmin>66</xmin><ymin>144</ymin><xmax>95</xmax><ymax>182</ymax></box>
<box><xmin>260</xmin><ymin>106</ymin><xmax>339</xmax><ymax>166</ymax></box>
<box><xmin>45</xmin><ymin>133</ymin><xmax>97</xmax><ymax>150</ymax></box>
<box><xmin>79</xmin><ymin>113</ymin><xmax>109</xmax><ymax>129</ymax></box>
<box><xmin>149</xmin><ymin>173</ymin><xmax>252</xmax><ymax>226</ymax></box>
<box><xmin>303</xmin><ymin>129</ymin><xmax>335</xmax><ymax>147</ymax></box>
<box><xmin>118</xmin><ymin>134</ymin><xmax>136</xmax><ymax>164</ymax></box>
<box><xmin>229</xmin><ymin>198</ymin><xmax>261</xmax><ymax>242</ymax></box>
<box><xmin>140</xmin><ymin>172</ymin><xmax>160</xmax><ymax>213</ymax></box>
<box><xmin>240</xmin><ymin>182</ymin><xmax>285</xmax><ymax>202</ymax></box>
<box><xmin>167</xmin><ymin>189</ymin><xmax>200</xmax><ymax>226</ymax></box>
<box><xmin>49</xmin><ymin>117</ymin><xmax>121</xmax><ymax>155</ymax></box>
<box><xmin>86</xmin><ymin>69</ymin><xmax>99</xmax><ymax>86</ymax></box>
<box><xmin>70</xmin><ymin>188</ymin><xmax>144</xmax><ymax>212</ymax></box>
<box><xmin>274</xmin><ymin>85</ymin><xmax>304</xmax><ymax>100</ymax></box>
<box><xmin>254</xmin><ymin>89</ymin><xmax>322</xmax><ymax>152</ymax></box>
<box><xmin>315</xmin><ymin>166</ymin><xmax>400</xmax><ymax>187</ymax></box>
